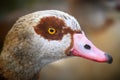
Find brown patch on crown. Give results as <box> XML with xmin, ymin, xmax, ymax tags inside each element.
<box><xmin>34</xmin><ymin>16</ymin><xmax>81</xmax><ymax>40</ymax></box>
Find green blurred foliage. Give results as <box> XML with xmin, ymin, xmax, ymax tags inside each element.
<box><xmin>0</xmin><ymin>0</ymin><xmax>64</xmax><ymax>18</ymax></box>
<box><xmin>0</xmin><ymin>0</ymin><xmax>36</xmax><ymax>15</ymax></box>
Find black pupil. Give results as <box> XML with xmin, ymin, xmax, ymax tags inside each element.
<box><xmin>50</xmin><ymin>29</ymin><xmax>54</xmax><ymax>32</ymax></box>
<box><xmin>84</xmin><ymin>44</ymin><xmax>91</xmax><ymax>50</ymax></box>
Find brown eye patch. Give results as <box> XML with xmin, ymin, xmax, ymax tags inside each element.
<box><xmin>34</xmin><ymin>16</ymin><xmax>81</xmax><ymax>40</ymax></box>
<box><xmin>34</xmin><ymin>16</ymin><xmax>66</xmax><ymax>40</ymax></box>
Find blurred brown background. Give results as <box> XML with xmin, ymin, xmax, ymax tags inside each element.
<box><xmin>0</xmin><ymin>0</ymin><xmax>120</xmax><ymax>80</ymax></box>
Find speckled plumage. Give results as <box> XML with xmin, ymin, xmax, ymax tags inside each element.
<box><xmin>0</xmin><ymin>10</ymin><xmax>81</xmax><ymax>80</ymax></box>
<box><xmin>0</xmin><ymin>10</ymin><xmax>113</xmax><ymax>80</ymax></box>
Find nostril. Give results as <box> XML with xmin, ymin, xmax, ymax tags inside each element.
<box><xmin>84</xmin><ymin>44</ymin><xmax>91</xmax><ymax>50</ymax></box>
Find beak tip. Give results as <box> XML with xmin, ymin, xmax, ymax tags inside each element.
<box><xmin>105</xmin><ymin>53</ymin><xmax>113</xmax><ymax>64</ymax></box>
<box><xmin>108</xmin><ymin>57</ymin><xmax>113</xmax><ymax>64</ymax></box>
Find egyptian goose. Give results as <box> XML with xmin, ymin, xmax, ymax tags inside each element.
<box><xmin>0</xmin><ymin>10</ymin><xmax>113</xmax><ymax>80</ymax></box>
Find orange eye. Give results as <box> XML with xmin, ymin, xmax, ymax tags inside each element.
<box><xmin>48</xmin><ymin>27</ymin><xmax>56</xmax><ymax>34</ymax></box>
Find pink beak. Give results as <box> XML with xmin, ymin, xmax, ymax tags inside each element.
<box><xmin>69</xmin><ymin>31</ymin><xmax>113</xmax><ymax>64</ymax></box>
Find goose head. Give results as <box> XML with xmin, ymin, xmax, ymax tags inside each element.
<box><xmin>0</xmin><ymin>10</ymin><xmax>112</xmax><ymax>80</ymax></box>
